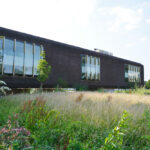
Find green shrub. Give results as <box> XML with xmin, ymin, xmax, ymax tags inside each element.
<box><xmin>0</xmin><ymin>114</ymin><xmax>31</xmax><ymax>149</ymax></box>
<box><xmin>145</xmin><ymin>80</ymin><xmax>150</xmax><ymax>89</ymax></box>
<box><xmin>0</xmin><ymin>99</ymin><xmax>21</xmax><ymax>126</ymax></box>
<box><xmin>2</xmin><ymin>94</ymin><xmax>150</xmax><ymax>149</ymax></box>
<box><xmin>57</xmin><ymin>77</ymin><xmax>68</xmax><ymax>88</ymax></box>
<box><xmin>97</xmin><ymin>88</ymin><xmax>105</xmax><ymax>93</ymax></box>
<box><xmin>73</xmin><ymin>84</ymin><xmax>88</xmax><ymax>91</ymax></box>
<box><xmin>100</xmin><ymin>111</ymin><xmax>129</xmax><ymax>150</ymax></box>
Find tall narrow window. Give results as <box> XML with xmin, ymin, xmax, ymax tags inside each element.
<box><xmin>25</xmin><ymin>43</ymin><xmax>33</xmax><ymax>75</ymax></box>
<box><xmin>81</xmin><ymin>55</ymin><xmax>86</xmax><ymax>80</ymax></box>
<box><xmin>3</xmin><ymin>38</ymin><xmax>14</xmax><ymax>74</ymax></box>
<box><xmin>97</xmin><ymin>58</ymin><xmax>100</xmax><ymax>80</ymax></box>
<box><xmin>15</xmin><ymin>40</ymin><xmax>24</xmax><ymax>75</ymax></box>
<box><xmin>0</xmin><ymin>37</ymin><xmax>3</xmax><ymax>49</ymax></box>
<box><xmin>0</xmin><ymin>37</ymin><xmax>4</xmax><ymax>73</ymax></box>
<box><xmin>34</xmin><ymin>45</ymin><xmax>41</xmax><ymax>75</ymax></box>
<box><xmin>91</xmin><ymin>57</ymin><xmax>95</xmax><ymax>80</ymax></box>
<box><xmin>87</xmin><ymin>56</ymin><xmax>91</xmax><ymax>80</ymax></box>
<box><xmin>124</xmin><ymin>64</ymin><xmax>128</xmax><ymax>82</ymax></box>
<box><xmin>95</xmin><ymin>58</ymin><xmax>99</xmax><ymax>80</ymax></box>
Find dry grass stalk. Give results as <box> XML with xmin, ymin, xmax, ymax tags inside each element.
<box><xmin>75</xmin><ymin>93</ymin><xmax>84</xmax><ymax>103</ymax></box>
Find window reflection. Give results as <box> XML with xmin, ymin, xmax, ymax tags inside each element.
<box><xmin>0</xmin><ymin>36</ymin><xmax>43</xmax><ymax>76</ymax></box>
<box><xmin>125</xmin><ymin>64</ymin><xmax>141</xmax><ymax>83</ymax></box>
<box><xmin>0</xmin><ymin>37</ymin><xmax>4</xmax><ymax>73</ymax></box>
<box><xmin>81</xmin><ymin>55</ymin><xmax>100</xmax><ymax>81</ymax></box>
<box><xmin>25</xmin><ymin>43</ymin><xmax>33</xmax><ymax>75</ymax></box>
<box><xmin>0</xmin><ymin>38</ymin><xmax>3</xmax><ymax>49</ymax></box>
<box><xmin>91</xmin><ymin>57</ymin><xmax>95</xmax><ymax>80</ymax></box>
<box><xmin>81</xmin><ymin>55</ymin><xmax>86</xmax><ymax>80</ymax></box>
<box><xmin>3</xmin><ymin>38</ymin><xmax>14</xmax><ymax>74</ymax></box>
<box><xmin>15</xmin><ymin>40</ymin><xmax>24</xmax><ymax>75</ymax></box>
<box><xmin>34</xmin><ymin>45</ymin><xmax>41</xmax><ymax>75</ymax></box>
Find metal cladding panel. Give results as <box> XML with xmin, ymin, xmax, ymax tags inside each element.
<box><xmin>0</xmin><ymin>27</ymin><xmax>144</xmax><ymax>88</ymax></box>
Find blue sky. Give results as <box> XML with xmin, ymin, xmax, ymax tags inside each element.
<box><xmin>1</xmin><ymin>0</ymin><xmax>150</xmax><ymax>80</ymax></box>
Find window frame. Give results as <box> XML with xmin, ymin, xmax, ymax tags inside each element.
<box><xmin>81</xmin><ymin>54</ymin><xmax>100</xmax><ymax>81</ymax></box>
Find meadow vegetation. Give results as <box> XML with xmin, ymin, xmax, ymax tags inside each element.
<box><xmin>115</xmin><ymin>87</ymin><xmax>150</xmax><ymax>95</ymax></box>
<box><xmin>1</xmin><ymin>92</ymin><xmax>150</xmax><ymax>149</ymax></box>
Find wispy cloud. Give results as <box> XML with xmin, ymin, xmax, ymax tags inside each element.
<box><xmin>98</xmin><ymin>6</ymin><xmax>143</xmax><ymax>32</ymax></box>
<box><xmin>140</xmin><ymin>37</ymin><xmax>148</xmax><ymax>42</ymax></box>
<box><xmin>126</xmin><ymin>42</ymin><xmax>137</xmax><ymax>48</ymax></box>
<box><xmin>146</xmin><ymin>19</ymin><xmax>150</xmax><ymax>24</ymax></box>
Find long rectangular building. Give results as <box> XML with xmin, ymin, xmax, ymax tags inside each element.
<box><xmin>0</xmin><ymin>27</ymin><xmax>144</xmax><ymax>88</ymax></box>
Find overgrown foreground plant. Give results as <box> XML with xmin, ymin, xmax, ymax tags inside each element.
<box><xmin>1</xmin><ymin>97</ymin><xmax>150</xmax><ymax>149</ymax></box>
<box><xmin>100</xmin><ymin>111</ymin><xmax>129</xmax><ymax>150</ymax></box>
<box><xmin>0</xmin><ymin>80</ymin><xmax>11</xmax><ymax>96</ymax></box>
<box><xmin>0</xmin><ymin>114</ymin><xmax>31</xmax><ymax>149</ymax></box>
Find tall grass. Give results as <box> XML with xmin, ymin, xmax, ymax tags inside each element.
<box><xmin>1</xmin><ymin>92</ymin><xmax>150</xmax><ymax>149</ymax></box>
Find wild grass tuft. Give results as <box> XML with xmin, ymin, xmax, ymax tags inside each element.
<box><xmin>1</xmin><ymin>92</ymin><xmax>150</xmax><ymax>149</ymax></box>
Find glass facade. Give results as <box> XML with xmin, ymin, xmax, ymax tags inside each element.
<box><xmin>34</xmin><ymin>45</ymin><xmax>41</xmax><ymax>75</ymax></box>
<box><xmin>25</xmin><ymin>43</ymin><xmax>33</xmax><ymax>75</ymax></box>
<box><xmin>125</xmin><ymin>64</ymin><xmax>141</xmax><ymax>83</ymax></box>
<box><xmin>81</xmin><ymin>55</ymin><xmax>86</xmax><ymax>80</ymax></box>
<box><xmin>0</xmin><ymin>36</ymin><xmax>43</xmax><ymax>76</ymax></box>
<box><xmin>15</xmin><ymin>40</ymin><xmax>24</xmax><ymax>75</ymax></box>
<box><xmin>0</xmin><ymin>37</ymin><xmax>4</xmax><ymax>73</ymax></box>
<box><xmin>81</xmin><ymin>54</ymin><xmax>100</xmax><ymax>80</ymax></box>
<box><xmin>0</xmin><ymin>38</ymin><xmax>3</xmax><ymax>49</ymax></box>
<box><xmin>3</xmin><ymin>38</ymin><xmax>14</xmax><ymax>74</ymax></box>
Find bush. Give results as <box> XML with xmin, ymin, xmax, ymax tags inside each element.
<box><xmin>97</xmin><ymin>88</ymin><xmax>105</xmax><ymax>93</ymax></box>
<box><xmin>57</xmin><ymin>78</ymin><xmax>68</xmax><ymax>88</ymax></box>
<box><xmin>2</xmin><ymin>94</ymin><xmax>150</xmax><ymax>149</ymax></box>
<box><xmin>145</xmin><ymin>80</ymin><xmax>150</xmax><ymax>89</ymax></box>
<box><xmin>100</xmin><ymin>111</ymin><xmax>129</xmax><ymax>150</ymax></box>
<box><xmin>0</xmin><ymin>114</ymin><xmax>31</xmax><ymax>149</ymax></box>
<box><xmin>73</xmin><ymin>84</ymin><xmax>88</xmax><ymax>91</ymax></box>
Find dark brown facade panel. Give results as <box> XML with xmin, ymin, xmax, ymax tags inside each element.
<box><xmin>0</xmin><ymin>27</ymin><xmax>144</xmax><ymax>88</ymax></box>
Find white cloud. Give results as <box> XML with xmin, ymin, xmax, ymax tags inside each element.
<box><xmin>140</xmin><ymin>1</ymin><xmax>150</xmax><ymax>8</ymax></box>
<box><xmin>146</xmin><ymin>19</ymin><xmax>150</xmax><ymax>24</ymax></box>
<box><xmin>98</xmin><ymin>6</ymin><xmax>143</xmax><ymax>32</ymax></box>
<box><xmin>0</xmin><ymin>0</ymin><xmax>96</xmax><ymax>42</ymax></box>
<box><xmin>140</xmin><ymin>37</ymin><xmax>148</xmax><ymax>42</ymax></box>
<box><xmin>126</xmin><ymin>42</ymin><xmax>136</xmax><ymax>48</ymax></box>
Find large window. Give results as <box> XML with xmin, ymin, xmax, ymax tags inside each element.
<box><xmin>15</xmin><ymin>40</ymin><xmax>24</xmax><ymax>75</ymax></box>
<box><xmin>81</xmin><ymin>55</ymin><xmax>86</xmax><ymax>80</ymax></box>
<box><xmin>96</xmin><ymin>58</ymin><xmax>100</xmax><ymax>80</ymax></box>
<box><xmin>0</xmin><ymin>38</ymin><xmax>3</xmax><ymax>49</ymax></box>
<box><xmin>0</xmin><ymin>36</ymin><xmax>43</xmax><ymax>76</ymax></box>
<box><xmin>3</xmin><ymin>38</ymin><xmax>14</xmax><ymax>74</ymax></box>
<box><xmin>0</xmin><ymin>37</ymin><xmax>4</xmax><ymax>73</ymax></box>
<box><xmin>81</xmin><ymin>54</ymin><xmax>100</xmax><ymax>80</ymax></box>
<box><xmin>87</xmin><ymin>56</ymin><xmax>91</xmax><ymax>80</ymax></box>
<box><xmin>25</xmin><ymin>43</ymin><xmax>33</xmax><ymax>75</ymax></box>
<box><xmin>34</xmin><ymin>45</ymin><xmax>41</xmax><ymax>75</ymax></box>
<box><xmin>125</xmin><ymin>64</ymin><xmax>141</xmax><ymax>83</ymax></box>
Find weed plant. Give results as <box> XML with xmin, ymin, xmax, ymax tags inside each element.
<box><xmin>1</xmin><ymin>92</ymin><xmax>150</xmax><ymax>149</ymax></box>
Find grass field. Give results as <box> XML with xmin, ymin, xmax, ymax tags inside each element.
<box><xmin>1</xmin><ymin>92</ymin><xmax>150</xmax><ymax>149</ymax></box>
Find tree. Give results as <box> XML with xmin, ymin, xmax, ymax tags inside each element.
<box><xmin>145</xmin><ymin>80</ymin><xmax>150</xmax><ymax>89</ymax></box>
<box><xmin>37</xmin><ymin>51</ymin><xmax>51</xmax><ymax>90</ymax></box>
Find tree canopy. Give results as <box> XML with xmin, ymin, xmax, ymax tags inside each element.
<box><xmin>37</xmin><ymin>51</ymin><xmax>51</xmax><ymax>88</ymax></box>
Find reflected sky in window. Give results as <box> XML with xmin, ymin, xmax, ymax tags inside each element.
<box><xmin>3</xmin><ymin>38</ymin><xmax>14</xmax><ymax>74</ymax></box>
<box><xmin>15</xmin><ymin>40</ymin><xmax>24</xmax><ymax>74</ymax></box>
<box><xmin>25</xmin><ymin>43</ymin><xmax>33</xmax><ymax>75</ymax></box>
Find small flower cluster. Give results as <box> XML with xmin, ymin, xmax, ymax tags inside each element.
<box><xmin>0</xmin><ymin>115</ymin><xmax>31</xmax><ymax>149</ymax></box>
